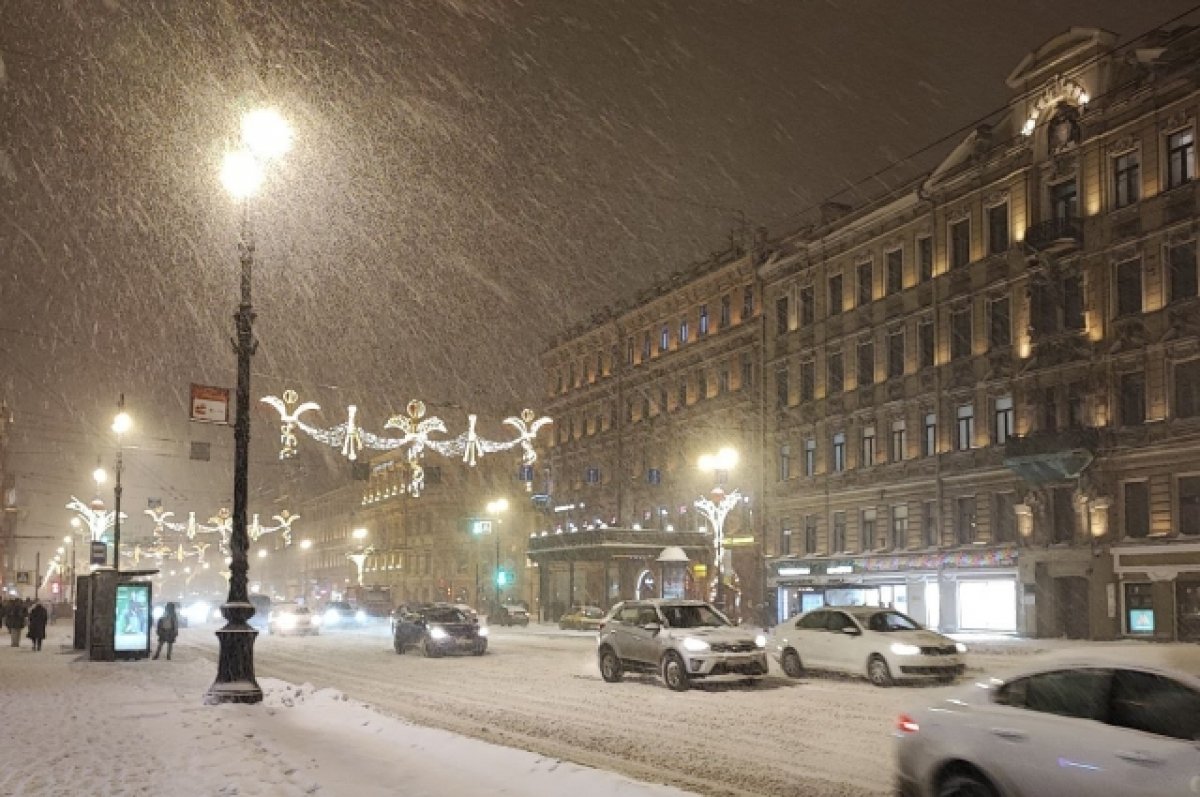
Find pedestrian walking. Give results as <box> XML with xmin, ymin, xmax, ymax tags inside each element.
<box><xmin>153</xmin><ymin>602</ymin><xmax>178</xmax><ymax>660</ymax></box>
<box><xmin>27</xmin><ymin>602</ymin><xmax>47</xmax><ymax>651</ymax></box>
<box><xmin>4</xmin><ymin>598</ymin><xmax>29</xmax><ymax>647</ymax></box>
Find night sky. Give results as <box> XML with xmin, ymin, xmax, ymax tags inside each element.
<box><xmin>1</xmin><ymin>1</ymin><xmax>1193</xmax><ymax>564</ymax></box>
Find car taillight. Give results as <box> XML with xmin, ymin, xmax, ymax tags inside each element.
<box><xmin>895</xmin><ymin>713</ymin><xmax>920</xmax><ymax>734</ymax></box>
<box><xmin>598</xmin><ymin>622</ymin><xmax>606</xmax><ymax>631</ymax></box>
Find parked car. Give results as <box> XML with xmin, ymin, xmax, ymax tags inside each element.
<box><xmin>393</xmin><ymin>603</ymin><xmax>487</xmax><ymax>657</ymax></box>
<box><xmin>770</xmin><ymin>606</ymin><xmax>964</xmax><ymax>687</ymax></box>
<box><xmin>267</xmin><ymin>602</ymin><xmax>320</xmax><ymax>636</ymax></box>
<box><xmin>894</xmin><ymin>648</ymin><xmax>1200</xmax><ymax>797</ymax></box>
<box><xmin>596</xmin><ymin>599</ymin><xmax>768</xmax><ymax>691</ymax></box>
<box><xmin>321</xmin><ymin>600</ymin><xmax>368</xmax><ymax>629</ymax></box>
<box><xmin>559</xmin><ymin>605</ymin><xmax>606</xmax><ymax>631</ymax></box>
<box><xmin>490</xmin><ymin>603</ymin><xmax>530</xmax><ymax>627</ymax></box>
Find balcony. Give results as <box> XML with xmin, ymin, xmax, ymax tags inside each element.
<box><xmin>1024</xmin><ymin>217</ymin><xmax>1082</xmax><ymax>254</ymax></box>
<box><xmin>1004</xmin><ymin>427</ymin><xmax>1098</xmax><ymax>485</ymax></box>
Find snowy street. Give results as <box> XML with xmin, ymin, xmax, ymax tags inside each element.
<box><xmin>0</xmin><ymin>618</ymin><xmax>1099</xmax><ymax>797</ymax></box>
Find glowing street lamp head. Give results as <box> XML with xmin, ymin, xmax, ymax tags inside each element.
<box><xmin>486</xmin><ymin>498</ymin><xmax>509</xmax><ymax>515</ymax></box>
<box><xmin>698</xmin><ymin>447</ymin><xmax>738</xmax><ymax>473</ymax></box>
<box><xmin>93</xmin><ymin>467</ymin><xmax>108</xmax><ymax>486</ymax></box>
<box><xmin>257</xmin><ymin>549</ymin><xmax>268</xmax><ymax>559</ymax></box>
<box><xmin>70</xmin><ymin>519</ymin><xmax>81</xmax><ymax>530</ymax></box>
<box><xmin>241</xmin><ymin>108</ymin><xmax>292</xmax><ymax>161</ymax></box>
<box><xmin>220</xmin><ymin>150</ymin><xmax>264</xmax><ymax>199</ymax></box>
<box><xmin>112</xmin><ymin>411</ymin><xmax>132</xmax><ymax>435</ymax></box>
<box><xmin>352</xmin><ymin>527</ymin><xmax>368</xmax><ymax>540</ymax></box>
<box><xmin>300</xmin><ymin>539</ymin><xmax>313</xmax><ymax>550</ymax></box>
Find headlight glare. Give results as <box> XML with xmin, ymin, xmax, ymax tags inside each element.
<box><xmin>478</xmin><ymin>626</ymin><xmax>489</xmax><ymax>637</ymax></box>
<box><xmin>682</xmin><ymin>637</ymin><xmax>710</xmax><ymax>652</ymax></box>
<box><xmin>429</xmin><ymin>626</ymin><xmax>448</xmax><ymax>640</ymax></box>
<box><xmin>890</xmin><ymin>642</ymin><xmax>921</xmax><ymax>656</ymax></box>
<box><xmin>754</xmin><ymin>634</ymin><xmax>767</xmax><ymax>648</ymax></box>
<box><xmin>955</xmin><ymin>642</ymin><xmax>967</xmax><ymax>654</ymax></box>
<box><xmin>355</xmin><ymin>610</ymin><xmax>367</xmax><ymax>623</ymax></box>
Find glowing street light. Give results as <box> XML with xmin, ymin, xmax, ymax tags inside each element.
<box><xmin>695</xmin><ymin>447</ymin><xmax>742</xmax><ymax>614</ymax></box>
<box><xmin>93</xmin><ymin>467</ymin><xmax>108</xmax><ymax>487</ymax></box>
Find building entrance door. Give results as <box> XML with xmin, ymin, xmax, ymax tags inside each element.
<box><xmin>1054</xmin><ymin>576</ymin><xmax>1090</xmax><ymax>639</ymax></box>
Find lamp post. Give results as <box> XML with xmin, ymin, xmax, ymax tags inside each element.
<box><xmin>347</xmin><ymin>527</ymin><xmax>372</xmax><ymax>588</ymax></box>
<box><xmin>695</xmin><ymin>447</ymin><xmax>741</xmax><ymax>614</ymax></box>
<box><xmin>111</xmin><ymin>395</ymin><xmax>132</xmax><ymax>570</ymax></box>
<box><xmin>66</xmin><ymin>524</ymin><xmax>78</xmax><ymax>603</ymax></box>
<box><xmin>299</xmin><ymin>539</ymin><xmax>313</xmax><ymax>603</ymax></box>
<box><xmin>485</xmin><ymin>498</ymin><xmax>508</xmax><ymax>610</ymax></box>
<box><xmin>208</xmin><ymin>107</ymin><xmax>292</xmax><ymax>706</ymax></box>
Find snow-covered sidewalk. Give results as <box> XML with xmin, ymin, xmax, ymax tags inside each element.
<box><xmin>0</xmin><ymin>626</ymin><xmax>693</xmax><ymax>797</ymax></box>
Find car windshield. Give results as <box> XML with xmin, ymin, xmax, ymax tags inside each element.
<box><xmin>425</xmin><ymin>608</ymin><xmax>468</xmax><ymax>623</ymax></box>
<box><xmin>328</xmin><ymin>602</ymin><xmax>352</xmax><ymax>611</ymax></box>
<box><xmin>865</xmin><ymin>610</ymin><xmax>921</xmax><ymax>632</ymax></box>
<box><xmin>659</xmin><ymin>604</ymin><xmax>728</xmax><ymax>629</ymax></box>
<box><xmin>584</xmin><ymin>608</ymin><xmax>604</xmax><ymax>618</ymax></box>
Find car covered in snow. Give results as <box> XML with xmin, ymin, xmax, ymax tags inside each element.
<box><xmin>489</xmin><ymin>603</ymin><xmax>530</xmax><ymax>627</ymax></box>
<box><xmin>267</xmin><ymin>602</ymin><xmax>320</xmax><ymax>636</ymax></box>
<box><xmin>393</xmin><ymin>602</ymin><xmax>487</xmax><ymax>657</ymax></box>
<box><xmin>559</xmin><ymin>605</ymin><xmax>606</xmax><ymax>631</ymax></box>
<box><xmin>596</xmin><ymin>599</ymin><xmax>768</xmax><ymax>691</ymax></box>
<box><xmin>894</xmin><ymin>648</ymin><xmax>1200</xmax><ymax>797</ymax></box>
<box><xmin>770</xmin><ymin>606</ymin><xmax>964</xmax><ymax>687</ymax></box>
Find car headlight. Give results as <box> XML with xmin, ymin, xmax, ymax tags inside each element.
<box><xmin>890</xmin><ymin>642</ymin><xmax>921</xmax><ymax>656</ymax></box>
<box><xmin>355</xmin><ymin>610</ymin><xmax>367</xmax><ymax>624</ymax></box>
<box><xmin>955</xmin><ymin>642</ymin><xmax>967</xmax><ymax>654</ymax></box>
<box><xmin>754</xmin><ymin>634</ymin><xmax>767</xmax><ymax>648</ymax></box>
<box><xmin>478</xmin><ymin>626</ymin><xmax>489</xmax><ymax>637</ymax></box>
<box><xmin>682</xmin><ymin>637</ymin><xmax>710</xmax><ymax>652</ymax></box>
<box><xmin>429</xmin><ymin>626</ymin><xmax>448</xmax><ymax>640</ymax></box>
<box><xmin>279</xmin><ymin>614</ymin><xmax>298</xmax><ymax>629</ymax></box>
<box><xmin>324</xmin><ymin>609</ymin><xmax>339</xmax><ymax>624</ymax></box>
<box><xmin>311</xmin><ymin>615</ymin><xmax>322</xmax><ymax>626</ymax></box>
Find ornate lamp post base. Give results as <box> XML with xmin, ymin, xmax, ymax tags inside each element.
<box><xmin>206</xmin><ymin>602</ymin><xmax>262</xmax><ymax>704</ymax></box>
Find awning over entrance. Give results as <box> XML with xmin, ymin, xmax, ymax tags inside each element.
<box><xmin>527</xmin><ymin>528</ymin><xmax>711</xmax><ymax>564</ymax></box>
<box><xmin>1003</xmin><ymin>428</ymin><xmax>1098</xmax><ymax>485</ymax></box>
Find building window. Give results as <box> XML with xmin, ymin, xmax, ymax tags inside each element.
<box><xmin>832</xmin><ymin>512</ymin><xmax>847</xmax><ymax>552</ymax></box>
<box><xmin>857</xmin><ymin>340</ymin><xmax>875</xmax><ymax>387</ymax></box>
<box><xmin>1169</xmin><ymin>241</ymin><xmax>1198</xmax><ymax>303</ymax></box>
<box><xmin>779</xmin><ymin>521</ymin><xmax>793</xmax><ymax>556</ymax></box>
<box><xmin>679</xmin><ymin>317</ymin><xmax>689</xmax><ymax>344</ymax></box>
<box><xmin>918</xmin><ymin>319</ymin><xmax>935</xmax><ymax>369</ymax></box>
<box><xmin>778</xmin><ymin>443</ymin><xmax>792</xmax><ymax>481</ymax></box>
<box><xmin>775</xmin><ymin>366</ymin><xmax>789</xmax><ymax>409</ymax></box>
<box><xmin>950</xmin><ymin>217</ymin><xmax>971</xmax><ymax>268</ymax></box>
<box><xmin>989</xmin><ymin>296</ymin><xmax>1011</xmax><ymax>348</ymax></box>
<box><xmin>861</xmin><ymin>425</ymin><xmax>876</xmax><ymax>467</ymax></box>
<box><xmin>1113</xmin><ymin>151</ymin><xmax>1140</xmax><ymax>208</ymax></box>
<box><xmin>697</xmin><ymin>369</ymin><xmax>708</xmax><ymax>400</ymax></box>
<box><xmin>1123</xmin><ymin>481</ymin><xmax>1150</xmax><ymax>539</ymax></box>
<box><xmin>951</xmin><ymin>307</ymin><xmax>972</xmax><ymax>360</ymax></box>
<box><xmin>740</xmin><ymin>352</ymin><xmax>753</xmax><ymax>389</ymax></box>
<box><xmin>799</xmin><ymin>360</ymin><xmax>815</xmax><ymax>402</ymax></box>
<box><xmin>659</xmin><ymin>324</ymin><xmax>670</xmax><ymax>353</ymax></box>
<box><xmin>829</xmin><ymin>273</ymin><xmax>843</xmax><ymax>316</ymax></box>
<box><xmin>1116</xmin><ymin>259</ymin><xmax>1143</xmax><ymax>317</ymax></box>
<box><xmin>828</xmin><ymin>351</ymin><xmax>844</xmax><ymax>395</ymax></box>
<box><xmin>626</xmin><ymin>340</ymin><xmax>635</xmax><ymax>365</ymax></box>
<box><xmin>956</xmin><ymin>404</ymin><xmax>975</xmax><ymax>450</ymax></box>
<box><xmin>642</xmin><ymin>332</ymin><xmax>651</xmax><ymax>360</ymax></box>
<box><xmin>918</xmin><ymin>236</ymin><xmax>933</xmax><ymax>281</ymax></box>
<box><xmin>717</xmin><ymin>364</ymin><xmax>730</xmax><ymax>395</ymax></box>
<box><xmin>1181</xmin><ymin>475</ymin><xmax>1200</xmax><ymax>535</ymax></box>
<box><xmin>799</xmin><ymin>285</ymin><xmax>815</xmax><ymax>326</ymax></box>
<box><xmin>1067</xmin><ymin>382</ymin><xmax>1085</xmax><ymax>429</ymax></box>
<box><xmin>699</xmin><ymin>304</ymin><xmax>709</xmax><ymax>336</ymax></box>
<box><xmin>886</xmin><ymin>249</ymin><xmax>903</xmax><ymax>294</ymax></box>
<box><xmin>890</xmin><ymin>419</ymin><xmax>907</xmax><ymax>462</ymax></box>
<box><xmin>1167</xmin><ymin>128</ymin><xmax>1194</xmax><ymax>189</ymax></box>
<box><xmin>804</xmin><ymin>515</ymin><xmax>818</xmax><ymax>553</ymax></box>
<box><xmin>775</xmin><ymin>295</ymin><xmax>790</xmax><ymax>335</ymax></box>
<box><xmin>1030</xmin><ymin>280</ymin><xmax>1057</xmax><ymax>336</ymax></box>
<box><xmin>1050</xmin><ymin>179</ymin><xmax>1078</xmax><ymax>221</ymax></box>
<box><xmin>1064</xmin><ymin>275</ymin><xmax>1084</xmax><ymax>331</ymax></box>
<box><xmin>861</xmin><ymin>508</ymin><xmax>877</xmax><ymax>551</ymax></box>
<box><xmin>955</xmin><ymin>496</ymin><xmax>977</xmax><ymax>545</ymax></box>
<box><xmin>994</xmin><ymin>493</ymin><xmax>1016</xmax><ymax>543</ymax></box>
<box><xmin>678</xmin><ymin>378</ymin><xmax>688</xmax><ymax>409</ymax></box>
<box><xmin>1177</xmin><ymin>360</ymin><xmax>1200</xmax><ymax>418</ymax></box>
<box><xmin>1040</xmin><ymin>386</ymin><xmax>1058</xmax><ymax>433</ymax></box>
<box><xmin>891</xmin><ymin>505</ymin><xmax>908</xmax><ymax>550</ymax></box>
<box><xmin>987</xmin><ymin>203</ymin><xmax>1009</xmax><ymax>255</ymax></box>
<box><xmin>742</xmin><ymin>285</ymin><xmax>754</xmax><ymax>321</ymax></box>
<box><xmin>857</xmin><ymin>261</ymin><xmax>873</xmax><ymax>307</ymax></box>
<box><xmin>832</xmin><ymin>432</ymin><xmax>846</xmax><ymax>473</ymax></box>
<box><xmin>1125</xmin><ymin>583</ymin><xmax>1155</xmax><ymax>634</ymax></box>
<box><xmin>923</xmin><ymin>500</ymin><xmax>939</xmax><ymax>546</ymax></box>
<box><xmin>994</xmin><ymin>395</ymin><xmax>1014</xmax><ymax>445</ymax></box>
<box><xmin>1119</xmin><ymin>372</ymin><xmax>1146</xmax><ymax>426</ymax></box>
<box><xmin>803</xmin><ymin>438</ymin><xmax>816</xmax><ymax>476</ymax></box>
<box><xmin>720</xmin><ymin>294</ymin><xmax>732</xmax><ymax>328</ymax></box>
<box><xmin>887</xmin><ymin>328</ymin><xmax>905</xmax><ymax>378</ymax></box>
<box><xmin>923</xmin><ymin>411</ymin><xmax>937</xmax><ymax>456</ymax></box>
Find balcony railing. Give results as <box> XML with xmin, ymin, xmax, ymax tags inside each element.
<box><xmin>1024</xmin><ymin>217</ymin><xmax>1082</xmax><ymax>252</ymax></box>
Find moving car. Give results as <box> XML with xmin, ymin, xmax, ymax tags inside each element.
<box><xmin>559</xmin><ymin>605</ymin><xmax>606</xmax><ymax>631</ymax></box>
<box><xmin>248</xmin><ymin>594</ymin><xmax>271</xmax><ymax>634</ymax></box>
<box><xmin>770</xmin><ymin>606</ymin><xmax>964</xmax><ymax>687</ymax></box>
<box><xmin>894</xmin><ymin>648</ymin><xmax>1200</xmax><ymax>797</ymax></box>
<box><xmin>596</xmin><ymin>599</ymin><xmax>768</xmax><ymax>691</ymax></box>
<box><xmin>490</xmin><ymin>603</ymin><xmax>530</xmax><ymax>627</ymax></box>
<box><xmin>267</xmin><ymin>602</ymin><xmax>321</xmax><ymax>636</ymax></box>
<box><xmin>393</xmin><ymin>603</ymin><xmax>487</xmax><ymax>657</ymax></box>
<box><xmin>321</xmin><ymin>600</ymin><xmax>368</xmax><ymax>629</ymax></box>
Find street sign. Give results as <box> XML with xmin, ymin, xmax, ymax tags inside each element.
<box><xmin>189</xmin><ymin>383</ymin><xmax>231</xmax><ymax>424</ymax></box>
<box><xmin>90</xmin><ymin>541</ymin><xmax>107</xmax><ymax>566</ymax></box>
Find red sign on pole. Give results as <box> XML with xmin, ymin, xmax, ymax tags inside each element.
<box><xmin>190</xmin><ymin>384</ymin><xmax>231</xmax><ymax>425</ymax></box>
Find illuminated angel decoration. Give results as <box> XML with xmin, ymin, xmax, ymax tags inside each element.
<box><xmin>260</xmin><ymin>389</ymin><xmax>320</xmax><ymax>459</ymax></box>
<box><xmin>504</xmin><ymin>408</ymin><xmax>553</xmax><ymax>466</ymax></box>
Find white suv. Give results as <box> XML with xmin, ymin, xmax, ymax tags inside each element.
<box><xmin>596</xmin><ymin>599</ymin><xmax>768</xmax><ymax>691</ymax></box>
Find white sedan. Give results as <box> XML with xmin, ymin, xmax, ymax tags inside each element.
<box><xmin>894</xmin><ymin>648</ymin><xmax>1200</xmax><ymax>797</ymax></box>
<box><xmin>770</xmin><ymin>606</ymin><xmax>965</xmax><ymax>686</ymax></box>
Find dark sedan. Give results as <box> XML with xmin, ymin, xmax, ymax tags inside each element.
<box><xmin>393</xmin><ymin>603</ymin><xmax>488</xmax><ymax>657</ymax></box>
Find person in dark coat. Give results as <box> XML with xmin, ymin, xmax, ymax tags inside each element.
<box><xmin>4</xmin><ymin>598</ymin><xmax>28</xmax><ymax>647</ymax></box>
<box><xmin>153</xmin><ymin>602</ymin><xmax>179</xmax><ymax>660</ymax></box>
<box><xmin>27</xmin><ymin>602</ymin><xmax>47</xmax><ymax>651</ymax></box>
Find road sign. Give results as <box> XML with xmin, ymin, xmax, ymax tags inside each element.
<box><xmin>90</xmin><ymin>541</ymin><xmax>107</xmax><ymax>566</ymax></box>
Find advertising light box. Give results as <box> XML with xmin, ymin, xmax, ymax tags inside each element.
<box><xmin>113</xmin><ymin>582</ymin><xmax>152</xmax><ymax>658</ymax></box>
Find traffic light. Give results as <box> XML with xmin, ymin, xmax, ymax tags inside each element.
<box><xmin>496</xmin><ymin>570</ymin><xmax>510</xmax><ymax>587</ymax></box>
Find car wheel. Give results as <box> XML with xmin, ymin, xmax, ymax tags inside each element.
<box><xmin>473</xmin><ymin>640</ymin><xmax>488</xmax><ymax>656</ymax></box>
<box><xmin>421</xmin><ymin>636</ymin><xmax>441</xmax><ymax>658</ymax></box>
<box><xmin>662</xmin><ymin>651</ymin><xmax>690</xmax><ymax>692</ymax></box>
<box><xmin>867</xmin><ymin>654</ymin><xmax>893</xmax><ymax>687</ymax></box>
<box><xmin>781</xmin><ymin>648</ymin><xmax>804</xmax><ymax>679</ymax></box>
<box><xmin>393</xmin><ymin>636</ymin><xmax>405</xmax><ymax>654</ymax></box>
<box><xmin>938</xmin><ymin>771</ymin><xmax>998</xmax><ymax>797</ymax></box>
<box><xmin>598</xmin><ymin>646</ymin><xmax>624</xmax><ymax>683</ymax></box>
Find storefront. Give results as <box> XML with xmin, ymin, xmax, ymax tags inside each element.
<box><xmin>768</xmin><ymin>547</ymin><xmax>1020</xmax><ymax>634</ymax></box>
<box><xmin>1112</xmin><ymin>542</ymin><xmax>1200</xmax><ymax>642</ymax></box>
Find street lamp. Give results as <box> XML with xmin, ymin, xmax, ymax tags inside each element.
<box><xmin>347</xmin><ymin>528</ymin><xmax>372</xmax><ymax>588</ymax></box>
<box><xmin>63</xmin><ymin>533</ymin><xmax>75</xmax><ymax>604</ymax></box>
<box><xmin>110</xmin><ymin>394</ymin><xmax>131</xmax><ymax>571</ymax></box>
<box><xmin>209</xmin><ymin>106</ymin><xmax>292</xmax><ymax>706</ymax></box>
<box><xmin>484</xmin><ymin>498</ymin><xmax>509</xmax><ymax>611</ymax></box>
<box><xmin>695</xmin><ymin>447</ymin><xmax>742</xmax><ymax>614</ymax></box>
<box><xmin>299</xmin><ymin>539</ymin><xmax>313</xmax><ymax>603</ymax></box>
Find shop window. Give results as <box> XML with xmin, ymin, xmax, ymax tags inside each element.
<box><xmin>993</xmin><ymin>493</ymin><xmax>1016</xmax><ymax>543</ymax></box>
<box><xmin>950</xmin><ymin>217</ymin><xmax>971</xmax><ymax>268</ymax></box>
<box><xmin>804</xmin><ymin>515</ymin><xmax>818</xmax><ymax>553</ymax></box>
<box><xmin>832</xmin><ymin>433</ymin><xmax>846</xmax><ymax>473</ymax></box>
<box><xmin>956</xmin><ymin>404</ymin><xmax>975</xmax><ymax>451</ymax></box>
<box><xmin>1112</xmin><ymin>670</ymin><xmax>1200</xmax><ymax>740</ymax></box>
<box><xmin>1169</xmin><ymin>241</ymin><xmax>1198</xmax><ymax>303</ymax></box>
<box><xmin>778</xmin><ymin>444</ymin><xmax>792</xmax><ymax>482</ymax></box>
<box><xmin>799</xmin><ymin>360</ymin><xmax>815</xmax><ymax>402</ymax></box>
<box><xmin>1167</xmin><ymin>127</ymin><xmax>1194</xmax><ymax>189</ymax></box>
<box><xmin>861</xmin><ymin>508</ymin><xmax>877</xmax><ymax>551</ymax></box>
<box><xmin>775</xmin><ymin>366</ymin><xmax>789</xmax><ymax>409</ymax></box>
<box><xmin>1123</xmin><ymin>481</ymin><xmax>1150</xmax><ymax>539</ymax></box>
<box><xmin>890</xmin><ymin>419</ymin><xmax>907</xmax><ymax>463</ymax></box>
<box><xmin>923</xmin><ymin>412</ymin><xmax>937</xmax><ymax>457</ymax></box>
<box><xmin>958</xmin><ymin>579</ymin><xmax>1017</xmax><ymax>632</ymax></box>
<box><xmin>828</xmin><ymin>351</ymin><xmax>844</xmax><ymax>395</ymax></box>
<box><xmin>1179</xmin><ymin>475</ymin><xmax>1200</xmax><ymax>535</ymax></box>
<box><xmin>891</xmin><ymin>505</ymin><xmax>908</xmax><ymax>550</ymax></box>
<box><xmin>1125</xmin><ymin>583</ymin><xmax>1155</xmax><ymax>634</ymax></box>
<box><xmin>1176</xmin><ymin>360</ymin><xmax>1200</xmax><ymax>419</ymax></box>
<box><xmin>918</xmin><ymin>319</ymin><xmax>935</xmax><ymax>369</ymax></box>
<box><xmin>987</xmin><ymin>203</ymin><xmax>1009</xmax><ymax>255</ymax></box>
<box><xmin>917</xmin><ymin>236</ymin><xmax>933</xmax><ymax>281</ymax></box>
<box><xmin>861</xmin><ymin>426</ymin><xmax>876</xmax><ymax>467</ymax></box>
<box><xmin>775</xmin><ymin>295</ymin><xmax>790</xmax><ymax>335</ymax></box>
<box><xmin>923</xmin><ymin>500</ymin><xmax>939</xmax><ymax>547</ymax></box>
<box><xmin>857</xmin><ymin>340</ymin><xmax>875</xmax><ymax>387</ymax></box>
<box><xmin>994</xmin><ymin>395</ymin><xmax>1014</xmax><ymax>445</ymax></box>
<box><xmin>857</xmin><ymin>261</ymin><xmax>873</xmax><ymax>306</ymax></box>
<box><xmin>1113</xmin><ymin>151</ymin><xmax>1140</xmax><ymax>208</ymax></box>
<box><xmin>832</xmin><ymin>512</ymin><xmax>847</xmax><ymax>552</ymax></box>
<box><xmin>799</xmin><ymin>285</ymin><xmax>815</xmax><ymax>326</ymax></box>
<box><xmin>1177</xmin><ymin>583</ymin><xmax>1200</xmax><ymax>641</ymax></box>
<box><xmin>1119</xmin><ymin>372</ymin><xmax>1146</xmax><ymax>426</ymax></box>
<box><xmin>955</xmin><ymin>496</ymin><xmax>977</xmax><ymax>545</ymax></box>
<box><xmin>803</xmin><ymin>438</ymin><xmax>816</xmax><ymax>477</ymax></box>
<box><xmin>828</xmin><ymin>273</ymin><xmax>844</xmax><ymax>316</ymax></box>
<box><xmin>989</xmin><ymin>296</ymin><xmax>1011</xmax><ymax>348</ymax></box>
<box><xmin>886</xmin><ymin>249</ymin><xmax>903</xmax><ymax>293</ymax></box>
<box><xmin>887</xmin><ymin>329</ymin><xmax>905</xmax><ymax>379</ymax></box>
